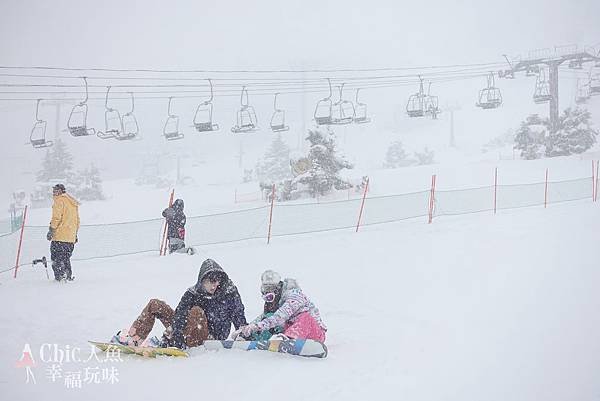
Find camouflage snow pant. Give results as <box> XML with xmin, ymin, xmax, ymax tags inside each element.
<box><xmin>129</xmin><ymin>299</ymin><xmax>209</xmax><ymax>347</ymax></box>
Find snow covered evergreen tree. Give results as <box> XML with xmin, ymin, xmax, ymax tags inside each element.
<box><xmin>383</xmin><ymin>141</ymin><xmax>409</xmax><ymax>168</ymax></box>
<box><xmin>513</xmin><ymin>114</ymin><xmax>547</xmax><ymax>160</ymax></box>
<box><xmin>545</xmin><ymin>108</ymin><xmax>598</xmax><ymax>157</ymax></box>
<box><xmin>74</xmin><ymin>164</ymin><xmax>105</xmax><ymax>201</ymax></box>
<box><xmin>293</xmin><ymin>129</ymin><xmax>353</xmax><ymax>197</ymax></box>
<box><xmin>256</xmin><ymin>134</ymin><xmax>291</xmax><ymax>184</ymax></box>
<box><xmin>414</xmin><ymin>147</ymin><xmax>435</xmax><ymax>165</ymax></box>
<box><xmin>36</xmin><ymin>138</ymin><xmax>74</xmax><ymax>182</ymax></box>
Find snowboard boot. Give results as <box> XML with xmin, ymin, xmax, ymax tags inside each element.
<box><xmin>111</xmin><ymin>329</ymin><xmax>141</xmax><ymax>346</ymax></box>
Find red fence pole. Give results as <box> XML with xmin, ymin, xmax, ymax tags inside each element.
<box><xmin>267</xmin><ymin>184</ymin><xmax>276</xmax><ymax>244</ymax></box>
<box><xmin>428</xmin><ymin>175</ymin><xmax>437</xmax><ymax>224</ymax></box>
<box><xmin>355</xmin><ymin>178</ymin><xmax>370</xmax><ymax>232</ymax></box>
<box><xmin>13</xmin><ymin>205</ymin><xmax>28</xmax><ymax>279</ymax></box>
<box><xmin>594</xmin><ymin>160</ymin><xmax>600</xmax><ymax>202</ymax></box>
<box><xmin>592</xmin><ymin>160</ymin><xmax>596</xmax><ymax>202</ymax></box>
<box><xmin>160</xmin><ymin>189</ymin><xmax>175</xmax><ymax>256</ymax></box>
<box><xmin>544</xmin><ymin>168</ymin><xmax>549</xmax><ymax>208</ymax></box>
<box><xmin>494</xmin><ymin>167</ymin><xmax>498</xmax><ymax>214</ymax></box>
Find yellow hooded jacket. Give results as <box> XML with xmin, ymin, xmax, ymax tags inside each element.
<box><xmin>50</xmin><ymin>193</ymin><xmax>80</xmax><ymax>243</ymax></box>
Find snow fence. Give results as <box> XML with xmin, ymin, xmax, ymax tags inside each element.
<box><xmin>0</xmin><ymin>175</ymin><xmax>596</xmax><ymax>275</ymax></box>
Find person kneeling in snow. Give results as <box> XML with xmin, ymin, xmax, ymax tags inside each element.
<box><xmin>235</xmin><ymin>270</ymin><xmax>327</xmax><ymax>343</ymax></box>
<box><xmin>162</xmin><ymin>198</ymin><xmax>194</xmax><ymax>254</ymax></box>
<box><xmin>113</xmin><ymin>259</ymin><xmax>247</xmax><ymax>349</ymax></box>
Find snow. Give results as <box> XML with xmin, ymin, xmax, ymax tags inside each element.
<box><xmin>2</xmin><ymin>180</ymin><xmax>600</xmax><ymax>400</ymax></box>
<box><xmin>1</xmin><ymin>2</ymin><xmax>599</xmax><ymax>399</ymax></box>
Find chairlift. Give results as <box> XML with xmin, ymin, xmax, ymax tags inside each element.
<box><xmin>406</xmin><ymin>76</ymin><xmax>427</xmax><ymax>117</ymax></box>
<box><xmin>423</xmin><ymin>82</ymin><xmax>440</xmax><ymax>119</ymax></box>
<box><xmin>98</xmin><ymin>86</ymin><xmax>122</xmax><ymax>139</ymax></box>
<box><xmin>575</xmin><ymin>79</ymin><xmax>590</xmax><ymax>105</ymax></box>
<box><xmin>67</xmin><ymin>77</ymin><xmax>95</xmax><ymax>137</ymax></box>
<box><xmin>353</xmin><ymin>88</ymin><xmax>371</xmax><ymax>124</ymax></box>
<box><xmin>29</xmin><ymin>99</ymin><xmax>53</xmax><ymax>148</ymax></box>
<box><xmin>568</xmin><ymin>59</ymin><xmax>583</xmax><ymax>70</ymax></box>
<box><xmin>329</xmin><ymin>83</ymin><xmax>355</xmax><ymax>125</ymax></box>
<box><xmin>499</xmin><ymin>55</ymin><xmax>515</xmax><ymax>79</ymax></box>
<box><xmin>476</xmin><ymin>72</ymin><xmax>503</xmax><ymax>109</ymax></box>
<box><xmin>163</xmin><ymin>97</ymin><xmax>184</xmax><ymax>140</ymax></box>
<box><xmin>193</xmin><ymin>79</ymin><xmax>219</xmax><ymax>132</ymax></box>
<box><xmin>231</xmin><ymin>86</ymin><xmax>258</xmax><ymax>133</ymax></box>
<box><xmin>525</xmin><ymin>65</ymin><xmax>540</xmax><ymax>77</ymax></box>
<box><xmin>270</xmin><ymin>93</ymin><xmax>289</xmax><ymax>132</ymax></box>
<box><xmin>533</xmin><ymin>69</ymin><xmax>552</xmax><ymax>104</ymax></box>
<box><xmin>118</xmin><ymin>92</ymin><xmax>140</xmax><ymax>140</ymax></box>
<box><xmin>590</xmin><ymin>72</ymin><xmax>600</xmax><ymax>95</ymax></box>
<box><xmin>314</xmin><ymin>78</ymin><xmax>333</xmax><ymax>125</ymax></box>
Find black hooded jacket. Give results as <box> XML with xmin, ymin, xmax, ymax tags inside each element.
<box><xmin>162</xmin><ymin>199</ymin><xmax>186</xmax><ymax>240</ymax></box>
<box><xmin>171</xmin><ymin>259</ymin><xmax>247</xmax><ymax>348</ymax></box>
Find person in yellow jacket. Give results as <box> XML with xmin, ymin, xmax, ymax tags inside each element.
<box><xmin>47</xmin><ymin>184</ymin><xmax>80</xmax><ymax>281</ymax></box>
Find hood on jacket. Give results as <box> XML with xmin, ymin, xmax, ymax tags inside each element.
<box><xmin>277</xmin><ymin>278</ymin><xmax>301</xmax><ymax>305</ymax></box>
<box><xmin>57</xmin><ymin>193</ymin><xmax>80</xmax><ymax>207</ymax></box>
<box><xmin>281</xmin><ymin>278</ymin><xmax>300</xmax><ymax>293</ymax></box>
<box><xmin>192</xmin><ymin>259</ymin><xmax>230</xmax><ymax>296</ymax></box>
<box><xmin>173</xmin><ymin>199</ymin><xmax>184</xmax><ymax>211</ymax></box>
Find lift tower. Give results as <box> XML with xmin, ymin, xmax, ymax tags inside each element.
<box><xmin>500</xmin><ymin>45</ymin><xmax>599</xmax><ymax>132</ymax></box>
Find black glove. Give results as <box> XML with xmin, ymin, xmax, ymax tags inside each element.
<box><xmin>46</xmin><ymin>227</ymin><xmax>54</xmax><ymax>241</ymax></box>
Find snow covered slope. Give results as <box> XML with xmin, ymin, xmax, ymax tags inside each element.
<box><xmin>2</xmin><ymin>197</ymin><xmax>599</xmax><ymax>401</ymax></box>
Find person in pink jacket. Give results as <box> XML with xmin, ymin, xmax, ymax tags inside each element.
<box><xmin>236</xmin><ymin>270</ymin><xmax>327</xmax><ymax>343</ymax></box>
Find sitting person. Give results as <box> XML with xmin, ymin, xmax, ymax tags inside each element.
<box><xmin>113</xmin><ymin>259</ymin><xmax>247</xmax><ymax>349</ymax></box>
<box><xmin>235</xmin><ymin>270</ymin><xmax>326</xmax><ymax>343</ymax></box>
<box><xmin>243</xmin><ymin>270</ymin><xmax>285</xmax><ymax>341</ymax></box>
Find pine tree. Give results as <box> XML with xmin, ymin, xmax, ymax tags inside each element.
<box><xmin>545</xmin><ymin>108</ymin><xmax>598</xmax><ymax>157</ymax></box>
<box><xmin>256</xmin><ymin>134</ymin><xmax>291</xmax><ymax>184</ymax></box>
<box><xmin>414</xmin><ymin>147</ymin><xmax>435</xmax><ymax>165</ymax></box>
<box><xmin>513</xmin><ymin>114</ymin><xmax>547</xmax><ymax>160</ymax></box>
<box><xmin>76</xmin><ymin>164</ymin><xmax>105</xmax><ymax>201</ymax></box>
<box><xmin>293</xmin><ymin>129</ymin><xmax>353</xmax><ymax>197</ymax></box>
<box><xmin>384</xmin><ymin>141</ymin><xmax>409</xmax><ymax>168</ymax></box>
<box><xmin>36</xmin><ymin>138</ymin><xmax>74</xmax><ymax>182</ymax></box>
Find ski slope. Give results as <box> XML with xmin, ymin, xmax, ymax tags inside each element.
<box><xmin>2</xmin><ymin>190</ymin><xmax>599</xmax><ymax>401</ymax></box>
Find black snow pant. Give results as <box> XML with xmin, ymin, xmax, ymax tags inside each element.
<box><xmin>50</xmin><ymin>241</ymin><xmax>75</xmax><ymax>280</ymax></box>
<box><xmin>168</xmin><ymin>237</ymin><xmax>185</xmax><ymax>254</ymax></box>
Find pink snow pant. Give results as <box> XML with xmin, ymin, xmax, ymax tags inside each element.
<box><xmin>283</xmin><ymin>312</ymin><xmax>326</xmax><ymax>343</ymax></box>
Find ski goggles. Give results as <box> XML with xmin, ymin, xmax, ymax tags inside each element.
<box><xmin>261</xmin><ymin>292</ymin><xmax>276</xmax><ymax>303</ymax></box>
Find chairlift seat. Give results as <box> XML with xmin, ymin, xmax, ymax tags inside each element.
<box><xmin>271</xmin><ymin>124</ymin><xmax>289</xmax><ymax>132</ymax></box>
<box><xmin>31</xmin><ymin>138</ymin><xmax>53</xmax><ymax>148</ymax></box>
<box><xmin>315</xmin><ymin>116</ymin><xmax>332</xmax><ymax>125</ymax></box>
<box><xmin>406</xmin><ymin>94</ymin><xmax>426</xmax><ymax>117</ymax></box>
<box><xmin>194</xmin><ymin>122</ymin><xmax>219</xmax><ymax>132</ymax></box>
<box><xmin>533</xmin><ymin>95</ymin><xmax>552</xmax><ymax>104</ymax></box>
<box><xmin>354</xmin><ymin>116</ymin><xmax>371</xmax><ymax>124</ymax></box>
<box><xmin>231</xmin><ymin>123</ymin><xmax>257</xmax><ymax>133</ymax></box>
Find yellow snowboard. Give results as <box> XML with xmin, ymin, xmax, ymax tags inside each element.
<box><xmin>89</xmin><ymin>341</ymin><xmax>188</xmax><ymax>358</ymax></box>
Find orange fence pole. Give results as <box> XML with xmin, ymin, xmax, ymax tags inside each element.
<box><xmin>355</xmin><ymin>178</ymin><xmax>370</xmax><ymax>232</ymax></box>
<box><xmin>493</xmin><ymin>167</ymin><xmax>498</xmax><ymax>214</ymax></box>
<box><xmin>13</xmin><ymin>205</ymin><xmax>28</xmax><ymax>279</ymax></box>
<box><xmin>428</xmin><ymin>175</ymin><xmax>437</xmax><ymax>224</ymax></box>
<box><xmin>592</xmin><ymin>161</ymin><xmax>596</xmax><ymax>202</ymax></box>
<box><xmin>594</xmin><ymin>160</ymin><xmax>600</xmax><ymax>202</ymax></box>
<box><xmin>544</xmin><ymin>168</ymin><xmax>549</xmax><ymax>208</ymax></box>
<box><xmin>267</xmin><ymin>184</ymin><xmax>276</xmax><ymax>244</ymax></box>
<box><xmin>160</xmin><ymin>190</ymin><xmax>175</xmax><ymax>256</ymax></box>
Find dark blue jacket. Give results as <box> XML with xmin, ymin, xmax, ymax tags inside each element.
<box><xmin>162</xmin><ymin>199</ymin><xmax>186</xmax><ymax>240</ymax></box>
<box><xmin>171</xmin><ymin>259</ymin><xmax>246</xmax><ymax>348</ymax></box>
